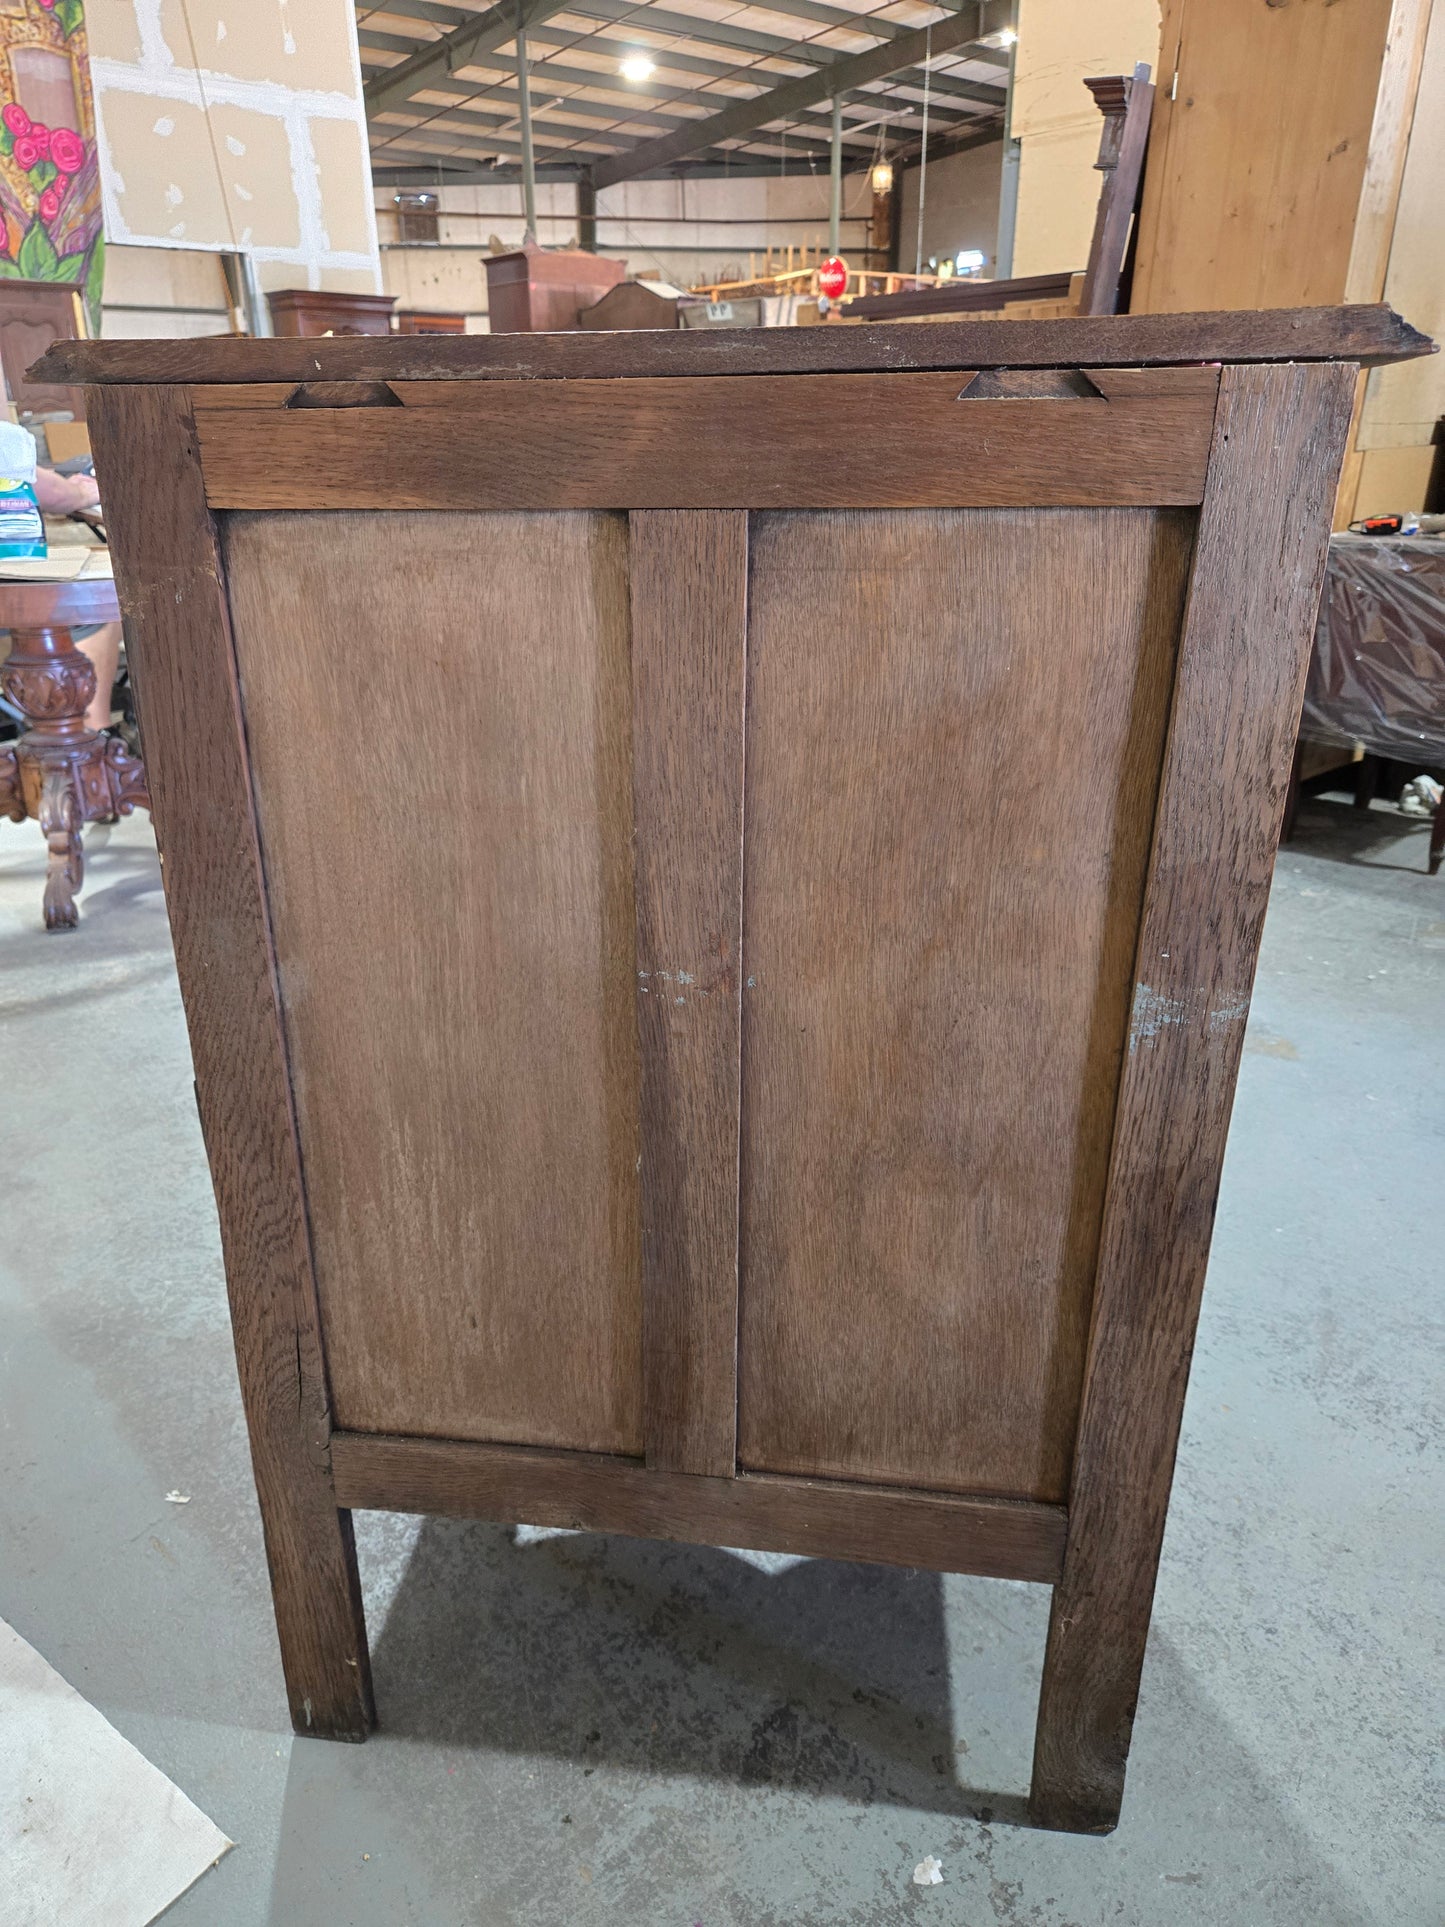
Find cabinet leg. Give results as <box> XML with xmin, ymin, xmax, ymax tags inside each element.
<box><xmin>1029</xmin><ymin>1578</ymin><xmax>1141</xmax><ymax>1834</ymax></box>
<box><xmin>261</xmin><ymin>1494</ymin><xmax>375</xmax><ymax>1742</ymax></box>
<box><xmin>39</xmin><ymin>764</ymin><xmax>83</xmax><ymax>931</ymax></box>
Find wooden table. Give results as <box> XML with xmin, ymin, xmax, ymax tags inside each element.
<box><xmin>35</xmin><ymin>302</ymin><xmax>1431</xmax><ymax>1833</ymax></box>
<box><xmin>0</xmin><ymin>573</ymin><xmax>149</xmax><ymax>928</ymax></box>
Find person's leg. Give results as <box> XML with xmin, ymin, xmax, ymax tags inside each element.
<box><xmin>74</xmin><ymin>621</ymin><xmax>121</xmax><ymax>731</ymax></box>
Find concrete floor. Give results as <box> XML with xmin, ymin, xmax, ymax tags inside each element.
<box><xmin>1</xmin><ymin>794</ymin><xmax>1441</xmax><ymax>1927</ymax></box>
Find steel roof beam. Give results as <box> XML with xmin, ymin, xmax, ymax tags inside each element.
<box><xmin>360</xmin><ymin>28</ymin><xmax>979</xmax><ymax>130</ymax></box>
<box><xmin>592</xmin><ymin>0</ymin><xmax>1006</xmax><ymax>187</ymax></box>
<box><xmin>364</xmin><ymin>0</ymin><xmax>574</xmax><ymax>118</ymax></box>
<box><xmin>359</xmin><ymin>13</ymin><xmax>1003</xmax><ymax>111</ymax></box>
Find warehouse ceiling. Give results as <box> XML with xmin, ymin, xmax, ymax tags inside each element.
<box><xmin>356</xmin><ymin>0</ymin><xmax>1012</xmax><ymax>185</ymax></box>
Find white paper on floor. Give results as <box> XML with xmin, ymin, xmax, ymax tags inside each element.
<box><xmin>0</xmin><ymin>1616</ymin><xmax>231</xmax><ymax>1927</ymax></box>
<box><xmin>512</xmin><ymin>1522</ymin><xmax>808</xmax><ymax>1574</ymax></box>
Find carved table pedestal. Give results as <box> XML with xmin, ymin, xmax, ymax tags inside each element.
<box><xmin>0</xmin><ymin>573</ymin><xmax>149</xmax><ymax>929</ymax></box>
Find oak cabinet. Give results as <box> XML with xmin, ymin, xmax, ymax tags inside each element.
<box><xmin>39</xmin><ymin>303</ymin><xmax>1426</xmax><ymax>1831</ymax></box>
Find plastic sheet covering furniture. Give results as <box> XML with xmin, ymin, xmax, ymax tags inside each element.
<box><xmin>1302</xmin><ymin>533</ymin><xmax>1445</xmax><ymax>874</ymax></box>
<box><xmin>1303</xmin><ymin>533</ymin><xmax>1445</xmax><ymax>760</ymax></box>
<box><xmin>31</xmin><ymin>302</ymin><xmax>1432</xmax><ymax>1834</ymax></box>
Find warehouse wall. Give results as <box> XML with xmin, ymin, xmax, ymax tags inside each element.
<box><xmin>1010</xmin><ymin>0</ymin><xmax>1160</xmax><ymax>277</ymax></box>
<box><xmin>87</xmin><ymin>0</ymin><xmax>380</xmax><ymax>335</ymax></box>
<box><xmin>376</xmin><ymin>172</ymin><xmax>878</xmax><ymax>329</ymax></box>
<box><xmin>897</xmin><ymin>140</ymin><xmax>1004</xmax><ymax>275</ymax></box>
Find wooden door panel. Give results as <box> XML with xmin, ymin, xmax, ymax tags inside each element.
<box><xmin>737</xmin><ymin>507</ymin><xmax>1196</xmax><ymax>1502</ymax></box>
<box><xmin>221</xmin><ymin>509</ymin><xmax>643</xmax><ymax>1455</ymax></box>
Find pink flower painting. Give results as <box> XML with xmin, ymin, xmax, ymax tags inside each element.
<box><xmin>50</xmin><ymin>126</ymin><xmax>83</xmax><ymax>175</ymax></box>
<box><xmin>0</xmin><ymin>0</ymin><xmax>102</xmax><ymax>334</ymax></box>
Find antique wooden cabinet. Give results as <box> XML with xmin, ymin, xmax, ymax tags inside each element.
<box><xmin>482</xmin><ymin>241</ymin><xmax>626</xmax><ymax>332</ymax></box>
<box><xmin>265</xmin><ymin>288</ymin><xmax>397</xmax><ymax>337</ymax></box>
<box><xmin>37</xmin><ymin>305</ymin><xmax>1429</xmax><ymax>1832</ymax></box>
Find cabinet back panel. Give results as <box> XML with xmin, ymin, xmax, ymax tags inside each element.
<box><xmin>737</xmin><ymin>508</ymin><xmax>1195</xmax><ymax>1501</ymax></box>
<box><xmin>221</xmin><ymin>509</ymin><xmax>643</xmax><ymax>1455</ymax></box>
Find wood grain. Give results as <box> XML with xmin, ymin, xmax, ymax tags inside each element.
<box><xmin>1343</xmin><ymin>0</ymin><xmax>1435</xmax><ymax>304</ymax></box>
<box><xmin>1030</xmin><ymin>360</ymin><xmax>1359</xmax><ymax>1833</ymax></box>
<box><xmin>330</xmin><ymin>1432</ymin><xmax>1067</xmax><ymax>1584</ymax></box>
<box><xmin>1131</xmin><ymin>0</ymin><xmax>1394</xmax><ymax>313</ymax></box>
<box><xmin>737</xmin><ymin>506</ymin><xmax>1195</xmax><ymax>1502</ymax></box>
<box><xmin>191</xmin><ymin>375</ymin><xmax>1218</xmax><ymax>512</ymax></box>
<box><xmin>221</xmin><ymin>510</ymin><xmax>644</xmax><ymax>1457</ymax></box>
<box><xmin>630</xmin><ymin>512</ymin><xmax>747</xmax><ymax>1476</ymax></box>
<box><xmin>85</xmin><ymin>387</ymin><xmax>374</xmax><ymax>1741</ymax></box>
<box><xmin>31</xmin><ymin>304</ymin><xmax>1432</xmax><ymax>384</ymax></box>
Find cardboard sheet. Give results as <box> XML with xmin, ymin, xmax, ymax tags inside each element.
<box><xmin>0</xmin><ymin>1616</ymin><xmax>231</xmax><ymax>1927</ymax></box>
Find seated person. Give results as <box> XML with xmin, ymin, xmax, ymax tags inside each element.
<box><xmin>34</xmin><ymin>461</ymin><xmax>117</xmax><ymax>733</ymax></box>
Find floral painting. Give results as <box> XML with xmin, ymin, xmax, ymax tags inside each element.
<box><xmin>0</xmin><ymin>0</ymin><xmax>102</xmax><ymax>335</ymax></box>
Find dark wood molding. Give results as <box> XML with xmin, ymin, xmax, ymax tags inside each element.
<box><xmin>330</xmin><ymin>1432</ymin><xmax>1069</xmax><ymax>1584</ymax></box>
<box><xmin>1079</xmin><ymin>63</ymin><xmax>1155</xmax><ymax>316</ymax></box>
<box><xmin>31</xmin><ymin>304</ymin><xmax>1432</xmax><ymax>386</ymax></box>
<box><xmin>844</xmin><ymin>272</ymin><xmax>1077</xmax><ymax>323</ymax></box>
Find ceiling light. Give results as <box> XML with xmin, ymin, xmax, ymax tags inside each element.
<box><xmin>981</xmin><ymin>26</ymin><xmax>1017</xmax><ymax>48</ymax></box>
<box><xmin>619</xmin><ymin>52</ymin><xmax>655</xmax><ymax>82</ymax></box>
<box><xmin>870</xmin><ymin>158</ymin><xmax>894</xmax><ymax>196</ymax></box>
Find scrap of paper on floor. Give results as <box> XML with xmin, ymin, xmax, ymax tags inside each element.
<box><xmin>0</xmin><ymin>1614</ymin><xmax>231</xmax><ymax>1927</ymax></box>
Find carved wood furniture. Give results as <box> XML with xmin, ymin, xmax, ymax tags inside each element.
<box><xmin>577</xmin><ymin>281</ymin><xmax>682</xmax><ymax>330</ymax></box>
<box><xmin>1079</xmin><ymin>63</ymin><xmax>1155</xmax><ymax>317</ymax></box>
<box><xmin>393</xmin><ymin>310</ymin><xmax>468</xmax><ymax>335</ymax></box>
<box><xmin>0</xmin><ymin>278</ymin><xmax>86</xmax><ymax>419</ymax></box>
<box><xmin>0</xmin><ymin>572</ymin><xmax>148</xmax><ymax>928</ymax></box>
<box><xmin>38</xmin><ymin>302</ymin><xmax>1429</xmax><ymax>1832</ymax></box>
<box><xmin>265</xmin><ymin>290</ymin><xmax>397</xmax><ymax>338</ymax></box>
<box><xmin>483</xmin><ymin>241</ymin><xmax>626</xmax><ymax>332</ymax></box>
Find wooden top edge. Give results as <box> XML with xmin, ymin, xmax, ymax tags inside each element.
<box><xmin>32</xmin><ymin>305</ymin><xmax>1433</xmax><ymax>385</ymax></box>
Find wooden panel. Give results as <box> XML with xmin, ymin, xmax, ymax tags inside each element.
<box><xmin>738</xmin><ymin>507</ymin><xmax>1195</xmax><ymax>1503</ymax></box>
<box><xmin>30</xmin><ymin>303</ymin><xmax>1432</xmax><ymax>385</ymax></box>
<box><xmin>631</xmin><ymin>512</ymin><xmax>747</xmax><ymax>1477</ymax></box>
<box><xmin>0</xmin><ymin>279</ymin><xmax>85</xmax><ymax>418</ymax></box>
<box><xmin>221</xmin><ymin>510</ymin><xmax>643</xmax><ymax>1456</ymax></box>
<box><xmin>86</xmin><ymin>388</ymin><xmax>373</xmax><ymax>1741</ymax></box>
<box><xmin>192</xmin><ymin>374</ymin><xmax>1218</xmax><ymax>511</ymax></box>
<box><xmin>1030</xmin><ymin>360</ymin><xmax>1359</xmax><ymax>1833</ymax></box>
<box><xmin>1132</xmin><ymin>0</ymin><xmax>1394</xmax><ymax>313</ymax></box>
<box><xmin>1343</xmin><ymin>0</ymin><xmax>1435</xmax><ymax>304</ymax></box>
<box><xmin>331</xmin><ymin>1432</ymin><xmax>1067</xmax><ymax>1585</ymax></box>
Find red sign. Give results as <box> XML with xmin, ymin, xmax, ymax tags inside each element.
<box><xmin>817</xmin><ymin>256</ymin><xmax>848</xmax><ymax>300</ymax></box>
